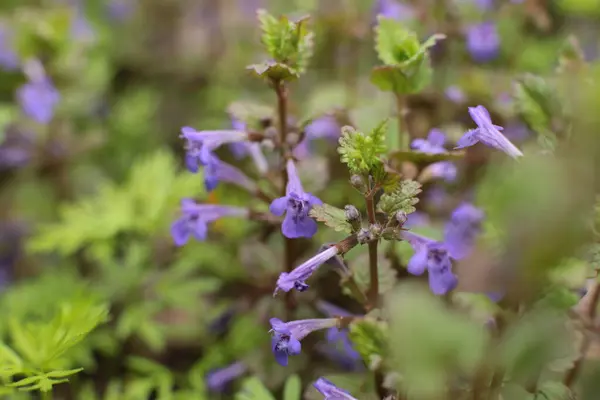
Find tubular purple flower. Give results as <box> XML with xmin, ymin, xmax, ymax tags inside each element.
<box><xmin>317</xmin><ymin>301</ymin><xmax>361</xmax><ymax>361</ymax></box>
<box><xmin>206</xmin><ymin>362</ymin><xmax>247</xmax><ymax>392</ymax></box>
<box><xmin>402</xmin><ymin>231</ymin><xmax>458</xmax><ymax>295</ymax></box>
<box><xmin>313</xmin><ymin>378</ymin><xmax>359</xmax><ymax>400</ymax></box>
<box><xmin>274</xmin><ymin>245</ymin><xmax>339</xmax><ymax>295</ymax></box>
<box><xmin>444</xmin><ymin>202</ymin><xmax>484</xmax><ymax>260</ymax></box>
<box><xmin>456</xmin><ymin>105</ymin><xmax>523</xmax><ymax>158</ymax></box>
<box><xmin>466</xmin><ymin>22</ymin><xmax>500</xmax><ymax>63</ymax></box>
<box><xmin>270</xmin><ymin>318</ymin><xmax>338</xmax><ymax>366</ymax></box>
<box><xmin>203</xmin><ymin>154</ymin><xmax>257</xmax><ymax>193</ymax></box>
<box><xmin>180</xmin><ymin>127</ymin><xmax>247</xmax><ymax>172</ymax></box>
<box><xmin>247</xmin><ymin>142</ymin><xmax>269</xmax><ymax>174</ymax></box>
<box><xmin>270</xmin><ymin>159</ymin><xmax>322</xmax><ymax>238</ymax></box>
<box><xmin>170</xmin><ymin>199</ymin><xmax>248</xmax><ymax>246</ymax></box>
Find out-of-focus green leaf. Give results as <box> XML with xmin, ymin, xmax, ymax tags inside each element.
<box><xmin>235</xmin><ymin>377</ymin><xmax>275</xmax><ymax>400</ymax></box>
<box><xmin>283</xmin><ymin>374</ymin><xmax>301</xmax><ymax>400</ymax></box>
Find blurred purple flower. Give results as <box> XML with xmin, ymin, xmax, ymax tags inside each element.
<box><xmin>405</xmin><ymin>211</ymin><xmax>430</xmax><ymax>228</ymax></box>
<box><xmin>206</xmin><ymin>362</ymin><xmax>247</xmax><ymax>392</ymax></box>
<box><xmin>456</xmin><ymin>105</ymin><xmax>523</xmax><ymax>158</ymax></box>
<box><xmin>402</xmin><ymin>231</ymin><xmax>458</xmax><ymax>295</ymax></box>
<box><xmin>275</xmin><ymin>245</ymin><xmax>339</xmax><ymax>295</ymax></box>
<box><xmin>203</xmin><ymin>154</ymin><xmax>257</xmax><ymax>193</ymax></box>
<box><xmin>269</xmin><ymin>159</ymin><xmax>322</xmax><ymax>239</ymax></box>
<box><xmin>71</xmin><ymin>13</ymin><xmax>95</xmax><ymax>42</ymax></box>
<box><xmin>170</xmin><ymin>199</ymin><xmax>248</xmax><ymax>246</ymax></box>
<box><xmin>316</xmin><ymin>344</ymin><xmax>364</xmax><ymax>371</ymax></box>
<box><xmin>411</xmin><ymin>129</ymin><xmax>447</xmax><ymax>154</ymax></box>
<box><xmin>443</xmin><ymin>202</ymin><xmax>484</xmax><ymax>260</ymax></box>
<box><xmin>313</xmin><ymin>378</ymin><xmax>358</xmax><ymax>400</ymax></box>
<box><xmin>17</xmin><ymin>77</ymin><xmax>60</xmax><ymax>125</ymax></box>
<box><xmin>466</xmin><ymin>22</ymin><xmax>500</xmax><ymax>63</ymax></box>
<box><xmin>475</xmin><ymin>0</ymin><xmax>494</xmax><ymax>10</ymax></box>
<box><xmin>375</xmin><ymin>0</ymin><xmax>416</xmax><ymax>21</ymax></box>
<box><xmin>228</xmin><ymin>118</ymin><xmax>249</xmax><ymax>159</ymax></box>
<box><xmin>503</xmin><ymin>122</ymin><xmax>531</xmax><ymax>142</ymax></box>
<box><xmin>208</xmin><ymin>308</ymin><xmax>235</xmax><ymax>335</ymax></box>
<box><xmin>0</xmin><ymin>129</ymin><xmax>34</xmax><ymax>170</ymax></box>
<box><xmin>270</xmin><ymin>318</ymin><xmax>338</xmax><ymax>366</ymax></box>
<box><xmin>181</xmin><ymin>127</ymin><xmax>247</xmax><ymax>172</ymax></box>
<box><xmin>107</xmin><ymin>0</ymin><xmax>136</xmax><ymax>21</ymax></box>
<box><xmin>317</xmin><ymin>301</ymin><xmax>361</xmax><ymax>362</ymax></box>
<box><xmin>427</xmin><ymin>162</ymin><xmax>458</xmax><ymax>182</ymax></box>
<box><xmin>0</xmin><ymin>25</ymin><xmax>18</xmax><ymax>71</ymax></box>
<box><xmin>445</xmin><ymin>86</ymin><xmax>466</xmax><ymax>104</ymax></box>
<box><xmin>426</xmin><ymin>186</ymin><xmax>449</xmax><ymax>210</ymax></box>
<box><xmin>293</xmin><ymin>115</ymin><xmax>340</xmax><ymax>160</ymax></box>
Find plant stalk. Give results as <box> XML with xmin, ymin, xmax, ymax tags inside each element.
<box><xmin>365</xmin><ymin>191</ymin><xmax>379</xmax><ymax>310</ymax></box>
<box><xmin>394</xmin><ymin>92</ymin><xmax>409</xmax><ymax>151</ymax></box>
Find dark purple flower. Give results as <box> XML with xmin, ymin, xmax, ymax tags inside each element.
<box><xmin>206</xmin><ymin>362</ymin><xmax>247</xmax><ymax>392</ymax></box>
<box><xmin>208</xmin><ymin>308</ymin><xmax>236</xmax><ymax>335</ymax></box>
<box><xmin>275</xmin><ymin>245</ymin><xmax>339</xmax><ymax>295</ymax></box>
<box><xmin>180</xmin><ymin>127</ymin><xmax>247</xmax><ymax>173</ymax></box>
<box><xmin>269</xmin><ymin>159</ymin><xmax>322</xmax><ymax>238</ymax></box>
<box><xmin>402</xmin><ymin>231</ymin><xmax>458</xmax><ymax>295</ymax></box>
<box><xmin>456</xmin><ymin>105</ymin><xmax>523</xmax><ymax>158</ymax></box>
<box><xmin>270</xmin><ymin>318</ymin><xmax>338</xmax><ymax>366</ymax></box>
<box><xmin>0</xmin><ymin>25</ymin><xmax>18</xmax><ymax>71</ymax></box>
<box><xmin>443</xmin><ymin>202</ymin><xmax>484</xmax><ymax>260</ymax></box>
<box><xmin>313</xmin><ymin>378</ymin><xmax>358</xmax><ymax>400</ymax></box>
<box><xmin>17</xmin><ymin>78</ymin><xmax>60</xmax><ymax>124</ymax></box>
<box><xmin>466</xmin><ymin>22</ymin><xmax>500</xmax><ymax>63</ymax></box>
<box><xmin>375</xmin><ymin>0</ymin><xmax>416</xmax><ymax>21</ymax></box>
<box><xmin>203</xmin><ymin>154</ymin><xmax>257</xmax><ymax>193</ymax></box>
<box><xmin>170</xmin><ymin>199</ymin><xmax>248</xmax><ymax>246</ymax></box>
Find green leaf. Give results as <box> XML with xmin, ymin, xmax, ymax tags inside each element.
<box><xmin>247</xmin><ymin>62</ymin><xmax>299</xmax><ymax>81</ymax></box>
<box><xmin>348</xmin><ymin>318</ymin><xmax>388</xmax><ymax>369</ymax></box>
<box><xmin>235</xmin><ymin>377</ymin><xmax>276</xmax><ymax>400</ymax></box>
<box><xmin>349</xmin><ymin>253</ymin><xmax>397</xmax><ymax>296</ymax></box>
<box><xmin>283</xmin><ymin>375</ymin><xmax>301</xmax><ymax>400</ymax></box>
<box><xmin>387</xmin><ymin>283</ymin><xmax>488</xmax><ymax>398</ymax></box>
<box><xmin>338</xmin><ymin>120</ymin><xmax>388</xmax><ymax>174</ymax></box>
<box><xmin>375</xmin><ymin>17</ymin><xmax>421</xmax><ymax>66</ymax></box>
<box><xmin>309</xmin><ymin>204</ymin><xmax>353</xmax><ymax>233</ymax></box>
<box><xmin>537</xmin><ymin>381</ymin><xmax>574</xmax><ymax>400</ymax></box>
<box><xmin>377</xmin><ymin>180</ymin><xmax>421</xmax><ymax>216</ymax></box>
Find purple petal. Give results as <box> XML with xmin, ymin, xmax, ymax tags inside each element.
<box><xmin>407</xmin><ymin>248</ymin><xmax>428</xmax><ymax>275</ymax></box>
<box><xmin>270</xmin><ymin>318</ymin><xmax>289</xmax><ymax>333</ymax></box>
<box><xmin>428</xmin><ymin>269</ymin><xmax>458</xmax><ymax>295</ymax></box>
<box><xmin>455</xmin><ymin>129</ymin><xmax>480</xmax><ymax>149</ymax></box>
<box><xmin>273</xmin><ymin>348</ymin><xmax>288</xmax><ymax>366</ymax></box>
<box><xmin>427</xmin><ymin>129</ymin><xmax>446</xmax><ymax>147</ymax></box>
<box><xmin>170</xmin><ymin>219</ymin><xmax>189</xmax><ymax>246</ymax></box>
<box><xmin>269</xmin><ymin>196</ymin><xmax>288</xmax><ymax>216</ymax></box>
<box><xmin>468</xmin><ymin>106</ymin><xmax>492</xmax><ymax>128</ymax></box>
<box><xmin>288</xmin><ymin>337</ymin><xmax>302</xmax><ymax>355</ymax></box>
<box><xmin>307</xmin><ymin>193</ymin><xmax>323</xmax><ymax>207</ymax></box>
<box><xmin>281</xmin><ymin>214</ymin><xmax>318</xmax><ymax>239</ymax></box>
<box><xmin>191</xmin><ymin>219</ymin><xmax>208</xmax><ymax>241</ymax></box>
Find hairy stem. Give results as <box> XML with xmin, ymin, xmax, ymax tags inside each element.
<box><xmin>564</xmin><ymin>281</ymin><xmax>600</xmax><ymax>388</ymax></box>
<box><xmin>365</xmin><ymin>192</ymin><xmax>379</xmax><ymax>310</ymax></box>
<box><xmin>273</xmin><ymin>79</ymin><xmax>296</xmax><ymax>317</ymax></box>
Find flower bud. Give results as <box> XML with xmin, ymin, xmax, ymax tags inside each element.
<box><xmin>350</xmin><ymin>174</ymin><xmax>367</xmax><ymax>193</ymax></box>
<box><xmin>344</xmin><ymin>205</ymin><xmax>361</xmax><ymax>221</ymax></box>
<box><xmin>369</xmin><ymin>223</ymin><xmax>382</xmax><ymax>238</ymax></box>
<box><xmin>395</xmin><ymin>211</ymin><xmax>408</xmax><ymax>225</ymax></box>
<box><xmin>357</xmin><ymin>228</ymin><xmax>373</xmax><ymax>244</ymax></box>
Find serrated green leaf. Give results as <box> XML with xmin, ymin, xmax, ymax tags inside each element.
<box><xmin>235</xmin><ymin>377</ymin><xmax>276</xmax><ymax>400</ymax></box>
<box><xmin>348</xmin><ymin>318</ymin><xmax>388</xmax><ymax>368</ymax></box>
<box><xmin>283</xmin><ymin>375</ymin><xmax>301</xmax><ymax>400</ymax></box>
<box><xmin>377</xmin><ymin>180</ymin><xmax>421</xmax><ymax>216</ymax></box>
<box><xmin>247</xmin><ymin>62</ymin><xmax>299</xmax><ymax>81</ymax></box>
<box><xmin>338</xmin><ymin>120</ymin><xmax>388</xmax><ymax>174</ymax></box>
<box><xmin>309</xmin><ymin>204</ymin><xmax>352</xmax><ymax>233</ymax></box>
<box><xmin>375</xmin><ymin>17</ymin><xmax>421</xmax><ymax>66</ymax></box>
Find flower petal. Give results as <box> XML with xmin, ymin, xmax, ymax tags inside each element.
<box><xmin>170</xmin><ymin>219</ymin><xmax>190</xmax><ymax>246</ymax></box>
<box><xmin>428</xmin><ymin>269</ymin><xmax>458</xmax><ymax>295</ymax></box>
<box><xmin>269</xmin><ymin>196</ymin><xmax>288</xmax><ymax>216</ymax></box>
<box><xmin>455</xmin><ymin>129</ymin><xmax>480</xmax><ymax>149</ymax></box>
<box><xmin>282</xmin><ymin>214</ymin><xmax>318</xmax><ymax>239</ymax></box>
<box><xmin>407</xmin><ymin>248</ymin><xmax>428</xmax><ymax>275</ymax></box>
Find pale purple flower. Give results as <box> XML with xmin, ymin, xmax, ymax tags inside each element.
<box><xmin>270</xmin><ymin>318</ymin><xmax>338</xmax><ymax>366</ymax></box>
<box><xmin>270</xmin><ymin>159</ymin><xmax>322</xmax><ymax>238</ymax></box>
<box><xmin>456</xmin><ymin>105</ymin><xmax>523</xmax><ymax>158</ymax></box>
<box><xmin>0</xmin><ymin>129</ymin><xmax>34</xmax><ymax>170</ymax></box>
<box><xmin>443</xmin><ymin>203</ymin><xmax>484</xmax><ymax>260</ymax></box>
<box><xmin>475</xmin><ymin>0</ymin><xmax>494</xmax><ymax>10</ymax></box>
<box><xmin>170</xmin><ymin>199</ymin><xmax>248</xmax><ymax>246</ymax></box>
<box><xmin>203</xmin><ymin>154</ymin><xmax>257</xmax><ymax>193</ymax></box>
<box><xmin>445</xmin><ymin>86</ymin><xmax>466</xmax><ymax>104</ymax></box>
<box><xmin>402</xmin><ymin>231</ymin><xmax>458</xmax><ymax>295</ymax></box>
<box><xmin>503</xmin><ymin>122</ymin><xmax>531</xmax><ymax>142</ymax></box>
<box><xmin>275</xmin><ymin>245</ymin><xmax>339</xmax><ymax>295</ymax></box>
<box><xmin>313</xmin><ymin>378</ymin><xmax>359</xmax><ymax>400</ymax></box>
<box><xmin>404</xmin><ymin>211</ymin><xmax>430</xmax><ymax>228</ymax></box>
<box><xmin>426</xmin><ymin>186</ymin><xmax>449</xmax><ymax>210</ymax></box>
<box><xmin>293</xmin><ymin>116</ymin><xmax>340</xmax><ymax>160</ymax></box>
<box><xmin>317</xmin><ymin>301</ymin><xmax>361</xmax><ymax>361</ymax></box>
<box><xmin>0</xmin><ymin>25</ymin><xmax>18</xmax><ymax>71</ymax></box>
<box><xmin>411</xmin><ymin>129</ymin><xmax>447</xmax><ymax>154</ymax></box>
<box><xmin>180</xmin><ymin>127</ymin><xmax>247</xmax><ymax>172</ymax></box>
<box><xmin>71</xmin><ymin>13</ymin><xmax>95</xmax><ymax>42</ymax></box>
<box><xmin>375</xmin><ymin>0</ymin><xmax>416</xmax><ymax>21</ymax></box>
<box><xmin>206</xmin><ymin>362</ymin><xmax>247</xmax><ymax>392</ymax></box>
<box><xmin>107</xmin><ymin>0</ymin><xmax>136</xmax><ymax>21</ymax></box>
<box><xmin>228</xmin><ymin>118</ymin><xmax>249</xmax><ymax>159</ymax></box>
<box><xmin>17</xmin><ymin>76</ymin><xmax>60</xmax><ymax>124</ymax></box>
<box><xmin>466</xmin><ymin>22</ymin><xmax>500</xmax><ymax>63</ymax></box>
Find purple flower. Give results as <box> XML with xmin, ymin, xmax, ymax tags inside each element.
<box><xmin>293</xmin><ymin>116</ymin><xmax>340</xmax><ymax>160</ymax></box>
<box><xmin>443</xmin><ymin>203</ymin><xmax>484</xmax><ymax>260</ymax></box>
<box><xmin>313</xmin><ymin>378</ymin><xmax>358</xmax><ymax>400</ymax></box>
<box><xmin>17</xmin><ymin>77</ymin><xmax>60</xmax><ymax>124</ymax></box>
<box><xmin>0</xmin><ymin>129</ymin><xmax>34</xmax><ymax>170</ymax></box>
<box><xmin>270</xmin><ymin>318</ymin><xmax>338</xmax><ymax>366</ymax></box>
<box><xmin>228</xmin><ymin>118</ymin><xmax>249</xmax><ymax>159</ymax></box>
<box><xmin>375</xmin><ymin>0</ymin><xmax>416</xmax><ymax>21</ymax></box>
<box><xmin>405</xmin><ymin>211</ymin><xmax>430</xmax><ymax>228</ymax></box>
<box><xmin>107</xmin><ymin>0</ymin><xmax>136</xmax><ymax>21</ymax></box>
<box><xmin>181</xmin><ymin>127</ymin><xmax>247</xmax><ymax>173</ymax></box>
<box><xmin>402</xmin><ymin>231</ymin><xmax>458</xmax><ymax>295</ymax></box>
<box><xmin>206</xmin><ymin>362</ymin><xmax>247</xmax><ymax>392</ymax></box>
<box><xmin>269</xmin><ymin>159</ymin><xmax>322</xmax><ymax>238</ymax></box>
<box><xmin>170</xmin><ymin>199</ymin><xmax>248</xmax><ymax>246</ymax></box>
<box><xmin>203</xmin><ymin>154</ymin><xmax>257</xmax><ymax>193</ymax></box>
<box><xmin>71</xmin><ymin>13</ymin><xmax>95</xmax><ymax>42</ymax></box>
<box><xmin>317</xmin><ymin>301</ymin><xmax>361</xmax><ymax>361</ymax></box>
<box><xmin>0</xmin><ymin>25</ymin><xmax>18</xmax><ymax>71</ymax></box>
<box><xmin>466</xmin><ymin>22</ymin><xmax>500</xmax><ymax>63</ymax></box>
<box><xmin>445</xmin><ymin>86</ymin><xmax>466</xmax><ymax>104</ymax></box>
<box><xmin>456</xmin><ymin>105</ymin><xmax>523</xmax><ymax>158</ymax></box>
<box><xmin>503</xmin><ymin>122</ymin><xmax>531</xmax><ymax>142</ymax></box>
<box><xmin>475</xmin><ymin>0</ymin><xmax>494</xmax><ymax>10</ymax></box>
<box><xmin>275</xmin><ymin>245</ymin><xmax>339</xmax><ymax>295</ymax></box>
<box><xmin>411</xmin><ymin>129</ymin><xmax>447</xmax><ymax>154</ymax></box>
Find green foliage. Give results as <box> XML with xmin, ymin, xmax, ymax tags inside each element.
<box><xmin>282</xmin><ymin>374</ymin><xmax>301</xmax><ymax>400</ymax></box>
<box><xmin>338</xmin><ymin>120</ymin><xmax>388</xmax><ymax>174</ymax></box>
<box><xmin>28</xmin><ymin>150</ymin><xmax>203</xmax><ymax>256</ymax></box>
<box><xmin>377</xmin><ymin>179</ymin><xmax>421</xmax><ymax>216</ymax></box>
<box><xmin>235</xmin><ymin>376</ymin><xmax>276</xmax><ymax>400</ymax></box>
<box><xmin>255</xmin><ymin>9</ymin><xmax>314</xmax><ymax>78</ymax></box>
<box><xmin>309</xmin><ymin>203</ymin><xmax>353</xmax><ymax>234</ymax></box>
<box><xmin>387</xmin><ymin>283</ymin><xmax>488</xmax><ymax>398</ymax></box>
<box><xmin>348</xmin><ymin>317</ymin><xmax>388</xmax><ymax>369</ymax></box>
<box><xmin>351</xmin><ymin>254</ymin><xmax>397</xmax><ymax>296</ymax></box>
<box><xmin>372</xmin><ymin>16</ymin><xmax>445</xmax><ymax>94</ymax></box>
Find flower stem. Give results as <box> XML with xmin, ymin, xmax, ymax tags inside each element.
<box><xmin>394</xmin><ymin>92</ymin><xmax>409</xmax><ymax>151</ymax></box>
<box><xmin>273</xmin><ymin>78</ymin><xmax>296</xmax><ymax>317</ymax></box>
<box><xmin>564</xmin><ymin>280</ymin><xmax>600</xmax><ymax>388</ymax></box>
<box><xmin>365</xmin><ymin>191</ymin><xmax>379</xmax><ymax>310</ymax></box>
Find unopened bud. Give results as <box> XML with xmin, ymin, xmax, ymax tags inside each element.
<box><xmin>357</xmin><ymin>228</ymin><xmax>373</xmax><ymax>244</ymax></box>
<box><xmin>344</xmin><ymin>205</ymin><xmax>361</xmax><ymax>221</ymax></box>
<box><xmin>369</xmin><ymin>223</ymin><xmax>382</xmax><ymax>237</ymax></box>
<box><xmin>350</xmin><ymin>174</ymin><xmax>367</xmax><ymax>193</ymax></box>
<box><xmin>395</xmin><ymin>211</ymin><xmax>408</xmax><ymax>225</ymax></box>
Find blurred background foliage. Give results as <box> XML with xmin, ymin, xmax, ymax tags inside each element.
<box><xmin>0</xmin><ymin>0</ymin><xmax>599</xmax><ymax>399</ymax></box>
